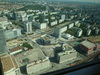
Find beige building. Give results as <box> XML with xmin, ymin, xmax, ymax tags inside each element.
<box><xmin>0</xmin><ymin>55</ymin><xmax>21</xmax><ymax>75</ymax></box>
<box><xmin>57</xmin><ymin>44</ymin><xmax>77</xmax><ymax>64</ymax></box>
<box><xmin>26</xmin><ymin>57</ymin><xmax>51</xmax><ymax>75</ymax></box>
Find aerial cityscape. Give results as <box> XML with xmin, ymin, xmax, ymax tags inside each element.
<box><xmin>0</xmin><ymin>0</ymin><xmax>100</xmax><ymax>75</ymax></box>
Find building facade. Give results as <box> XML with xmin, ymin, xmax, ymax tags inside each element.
<box><xmin>0</xmin><ymin>29</ymin><xmax>8</xmax><ymax>54</ymax></box>
<box><xmin>80</xmin><ymin>40</ymin><xmax>95</xmax><ymax>54</ymax></box>
<box><xmin>57</xmin><ymin>44</ymin><xmax>77</xmax><ymax>63</ymax></box>
<box><xmin>26</xmin><ymin>57</ymin><xmax>51</xmax><ymax>75</ymax></box>
<box><xmin>5</xmin><ymin>29</ymin><xmax>22</xmax><ymax>40</ymax></box>
<box><xmin>24</xmin><ymin>22</ymin><xmax>32</xmax><ymax>33</ymax></box>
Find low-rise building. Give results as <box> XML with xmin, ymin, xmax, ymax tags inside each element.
<box><xmin>26</xmin><ymin>57</ymin><xmax>51</xmax><ymax>75</ymax></box>
<box><xmin>95</xmin><ymin>43</ymin><xmax>100</xmax><ymax>50</ymax></box>
<box><xmin>68</xmin><ymin>23</ymin><xmax>74</xmax><ymax>29</ymax></box>
<box><xmin>57</xmin><ymin>44</ymin><xmax>77</xmax><ymax>64</ymax></box>
<box><xmin>80</xmin><ymin>40</ymin><xmax>95</xmax><ymax>54</ymax></box>
<box><xmin>0</xmin><ymin>55</ymin><xmax>21</xmax><ymax>75</ymax></box>
<box><xmin>74</xmin><ymin>21</ymin><xmax>80</xmax><ymax>27</ymax></box>
<box><xmin>40</xmin><ymin>35</ymin><xmax>58</xmax><ymax>45</ymax></box>
<box><xmin>95</xmin><ymin>28</ymin><xmax>99</xmax><ymax>35</ymax></box>
<box><xmin>0</xmin><ymin>16</ymin><xmax>12</xmax><ymax>29</ymax></box>
<box><xmin>61</xmin><ymin>33</ymin><xmax>74</xmax><ymax>40</ymax></box>
<box><xmin>61</xmin><ymin>14</ymin><xmax>66</xmax><ymax>20</ymax></box>
<box><xmin>5</xmin><ymin>28</ymin><xmax>22</xmax><ymax>40</ymax></box>
<box><xmin>50</xmin><ymin>20</ymin><xmax>57</xmax><ymax>26</ymax></box>
<box><xmin>59</xmin><ymin>19</ymin><xmax>64</xmax><ymax>23</ymax></box>
<box><xmin>9</xmin><ymin>46</ymin><xmax>24</xmax><ymax>55</ymax></box>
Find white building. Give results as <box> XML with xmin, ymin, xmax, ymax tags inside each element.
<box><xmin>1</xmin><ymin>55</ymin><xmax>21</xmax><ymax>75</ymax></box>
<box><xmin>24</xmin><ymin>22</ymin><xmax>33</xmax><ymax>33</ymax></box>
<box><xmin>72</xmin><ymin>27</ymin><xmax>83</xmax><ymax>37</ymax></box>
<box><xmin>51</xmin><ymin>16</ymin><xmax>56</xmax><ymax>20</ymax></box>
<box><xmin>61</xmin><ymin>33</ymin><xmax>74</xmax><ymax>40</ymax></box>
<box><xmin>33</xmin><ymin>22</ymin><xmax>47</xmax><ymax>29</ymax></box>
<box><xmin>57</xmin><ymin>44</ymin><xmax>77</xmax><ymax>64</ymax></box>
<box><xmin>50</xmin><ymin>20</ymin><xmax>57</xmax><ymax>26</ymax></box>
<box><xmin>54</xmin><ymin>26</ymin><xmax>67</xmax><ymax>38</ymax></box>
<box><xmin>5</xmin><ymin>28</ymin><xmax>22</xmax><ymax>40</ymax></box>
<box><xmin>74</xmin><ymin>21</ymin><xmax>80</xmax><ymax>26</ymax></box>
<box><xmin>70</xmin><ymin>15</ymin><xmax>74</xmax><ymax>19</ymax></box>
<box><xmin>95</xmin><ymin>29</ymin><xmax>100</xmax><ymax>35</ymax></box>
<box><xmin>82</xmin><ymin>18</ymin><xmax>85</xmax><ymax>21</ymax></box>
<box><xmin>59</xmin><ymin>19</ymin><xmax>64</xmax><ymax>23</ymax></box>
<box><xmin>68</xmin><ymin>23</ymin><xmax>74</xmax><ymax>29</ymax></box>
<box><xmin>86</xmin><ymin>29</ymin><xmax>91</xmax><ymax>36</ymax></box>
<box><xmin>77</xmin><ymin>29</ymin><xmax>83</xmax><ymax>37</ymax></box>
<box><xmin>61</xmin><ymin>14</ymin><xmax>66</xmax><ymax>20</ymax></box>
<box><xmin>26</xmin><ymin>57</ymin><xmax>51</xmax><ymax>75</ymax></box>
<box><xmin>50</xmin><ymin>12</ymin><xmax>58</xmax><ymax>15</ymax></box>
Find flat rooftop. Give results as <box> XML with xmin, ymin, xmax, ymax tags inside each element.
<box><xmin>7</xmin><ymin>39</ymin><xmax>26</xmax><ymax>47</ymax></box>
<box><xmin>14</xmin><ymin>48</ymin><xmax>45</xmax><ymax>67</ymax></box>
<box><xmin>80</xmin><ymin>40</ymin><xmax>95</xmax><ymax>48</ymax></box>
<box><xmin>1</xmin><ymin>55</ymin><xmax>18</xmax><ymax>73</ymax></box>
<box><xmin>9</xmin><ymin>46</ymin><xmax>24</xmax><ymax>52</ymax></box>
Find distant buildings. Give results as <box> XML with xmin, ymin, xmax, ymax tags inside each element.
<box><xmin>0</xmin><ymin>29</ymin><xmax>8</xmax><ymax>54</ymax></box>
<box><xmin>67</xmin><ymin>23</ymin><xmax>74</xmax><ymax>29</ymax></box>
<box><xmin>61</xmin><ymin>14</ymin><xmax>66</xmax><ymax>20</ymax></box>
<box><xmin>95</xmin><ymin>28</ymin><xmax>99</xmax><ymax>35</ymax></box>
<box><xmin>26</xmin><ymin>57</ymin><xmax>51</xmax><ymax>74</ymax></box>
<box><xmin>80</xmin><ymin>40</ymin><xmax>95</xmax><ymax>54</ymax></box>
<box><xmin>14</xmin><ymin>11</ymin><xmax>27</xmax><ymax>21</ymax></box>
<box><xmin>0</xmin><ymin>55</ymin><xmax>21</xmax><ymax>75</ymax></box>
<box><xmin>72</xmin><ymin>27</ymin><xmax>83</xmax><ymax>37</ymax></box>
<box><xmin>74</xmin><ymin>21</ymin><xmax>80</xmax><ymax>27</ymax></box>
<box><xmin>0</xmin><ymin>16</ymin><xmax>12</xmax><ymax>29</ymax></box>
<box><xmin>50</xmin><ymin>20</ymin><xmax>57</xmax><ymax>26</ymax></box>
<box><xmin>58</xmin><ymin>19</ymin><xmax>64</xmax><ymax>24</ymax></box>
<box><xmin>57</xmin><ymin>44</ymin><xmax>77</xmax><ymax>64</ymax></box>
<box><xmin>86</xmin><ymin>29</ymin><xmax>91</xmax><ymax>36</ymax></box>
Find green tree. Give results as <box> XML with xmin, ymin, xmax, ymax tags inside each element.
<box><xmin>23</xmin><ymin>42</ymin><xmax>33</xmax><ymax>49</ymax></box>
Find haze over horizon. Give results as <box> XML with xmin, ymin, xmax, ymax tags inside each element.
<box><xmin>0</xmin><ymin>0</ymin><xmax>100</xmax><ymax>3</ymax></box>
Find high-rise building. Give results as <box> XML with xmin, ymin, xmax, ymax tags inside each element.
<box><xmin>0</xmin><ymin>29</ymin><xmax>8</xmax><ymax>54</ymax></box>
<box><xmin>24</xmin><ymin>22</ymin><xmax>32</xmax><ymax>33</ymax></box>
